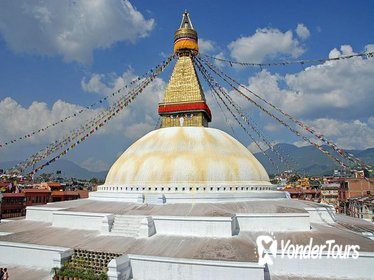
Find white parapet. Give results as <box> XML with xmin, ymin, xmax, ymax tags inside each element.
<box><xmin>0</xmin><ymin>241</ymin><xmax>73</xmax><ymax>269</ymax></box>
<box><xmin>236</xmin><ymin>213</ymin><xmax>310</xmax><ymax>232</ymax></box>
<box><xmin>26</xmin><ymin>206</ymin><xmax>66</xmax><ymax>223</ymax></box>
<box><xmin>52</xmin><ymin>211</ymin><xmax>113</xmax><ymax>232</ymax></box>
<box><xmin>107</xmin><ymin>255</ymin><xmax>132</xmax><ymax>280</ymax></box>
<box><xmin>152</xmin><ymin>216</ymin><xmax>235</xmax><ymax>237</ymax></box>
<box><xmin>269</xmin><ymin>250</ymin><xmax>374</xmax><ymax>279</ymax></box>
<box><xmin>89</xmin><ymin>191</ymin><xmax>144</xmax><ymax>203</ymax></box>
<box><xmin>89</xmin><ymin>189</ymin><xmax>288</xmax><ymax>204</ymax></box>
<box><xmin>107</xmin><ymin>254</ymin><xmax>265</xmax><ymax>280</ymax></box>
<box><xmin>304</xmin><ymin>205</ymin><xmax>336</xmax><ymax>224</ymax></box>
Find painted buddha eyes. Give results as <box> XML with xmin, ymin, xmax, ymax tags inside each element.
<box><xmin>170</xmin><ymin>113</ymin><xmax>193</xmax><ymax>119</ymax></box>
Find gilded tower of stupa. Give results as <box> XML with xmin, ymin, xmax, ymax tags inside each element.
<box><xmin>93</xmin><ymin>11</ymin><xmax>280</xmax><ymax>203</ymax></box>
<box><xmin>158</xmin><ymin>11</ymin><xmax>212</xmax><ymax>128</ymax></box>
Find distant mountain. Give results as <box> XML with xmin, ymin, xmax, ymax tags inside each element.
<box><xmin>1</xmin><ymin>144</ymin><xmax>373</xmax><ymax>179</ymax></box>
<box><xmin>254</xmin><ymin>144</ymin><xmax>374</xmax><ymax>176</ymax></box>
<box><xmin>0</xmin><ymin>159</ymin><xmax>107</xmax><ymax>180</ymax></box>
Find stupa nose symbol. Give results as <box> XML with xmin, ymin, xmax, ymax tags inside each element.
<box><xmin>179</xmin><ymin>117</ymin><xmax>184</xmax><ymax>126</ymax></box>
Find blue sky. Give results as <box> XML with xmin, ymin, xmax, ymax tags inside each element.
<box><xmin>0</xmin><ymin>0</ymin><xmax>373</xmax><ymax>172</ymax></box>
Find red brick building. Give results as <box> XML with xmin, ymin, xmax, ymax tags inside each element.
<box><xmin>51</xmin><ymin>191</ymin><xmax>79</xmax><ymax>202</ymax></box>
<box><xmin>24</xmin><ymin>189</ymin><xmax>51</xmax><ymax>206</ymax></box>
<box><xmin>1</xmin><ymin>193</ymin><xmax>26</xmax><ymax>219</ymax></box>
<box><xmin>339</xmin><ymin>178</ymin><xmax>374</xmax><ymax>199</ymax></box>
<box><xmin>339</xmin><ymin>177</ymin><xmax>374</xmax><ymax>215</ymax></box>
<box><xmin>1</xmin><ymin>189</ymin><xmax>89</xmax><ymax>219</ymax></box>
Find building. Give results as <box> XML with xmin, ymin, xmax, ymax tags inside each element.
<box><xmin>39</xmin><ymin>182</ymin><xmax>64</xmax><ymax>191</ymax></box>
<box><xmin>51</xmin><ymin>191</ymin><xmax>80</xmax><ymax>202</ymax></box>
<box><xmin>283</xmin><ymin>177</ymin><xmax>321</xmax><ymax>202</ymax></box>
<box><xmin>347</xmin><ymin>195</ymin><xmax>374</xmax><ymax>221</ymax></box>
<box><xmin>0</xmin><ymin>193</ymin><xmax>26</xmax><ymax>219</ymax></box>
<box><xmin>285</xmin><ymin>187</ymin><xmax>321</xmax><ymax>202</ymax></box>
<box><xmin>24</xmin><ymin>189</ymin><xmax>51</xmax><ymax>206</ymax></box>
<box><xmin>320</xmin><ymin>183</ymin><xmax>340</xmax><ymax>209</ymax></box>
<box><xmin>339</xmin><ymin>177</ymin><xmax>374</xmax><ymax>215</ymax></box>
<box><xmin>340</xmin><ymin>177</ymin><xmax>374</xmax><ymax>199</ymax></box>
<box><xmin>0</xmin><ymin>189</ymin><xmax>88</xmax><ymax>219</ymax></box>
<box><xmin>0</xmin><ymin>11</ymin><xmax>373</xmax><ymax>280</ymax></box>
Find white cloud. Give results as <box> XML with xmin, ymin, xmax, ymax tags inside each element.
<box><xmin>0</xmin><ymin>0</ymin><xmax>154</xmax><ymax>64</ymax></box>
<box><xmin>0</xmin><ymin>97</ymin><xmax>99</xmax><ymax>145</ymax></box>
<box><xmin>81</xmin><ymin>69</ymin><xmax>166</xmax><ymax>138</ymax></box>
<box><xmin>295</xmin><ymin>23</ymin><xmax>310</xmax><ymax>40</ymax></box>
<box><xmin>246</xmin><ymin>45</ymin><xmax>374</xmax><ymax>120</ymax></box>
<box><xmin>81</xmin><ymin>68</ymin><xmax>138</xmax><ymax>96</ymax></box>
<box><xmin>0</xmin><ymin>66</ymin><xmax>166</xmax><ymax>149</ymax></box>
<box><xmin>211</xmin><ymin>51</ymin><xmax>227</xmax><ymax>67</ymax></box>
<box><xmin>365</xmin><ymin>44</ymin><xmax>374</xmax><ymax>52</ymax></box>
<box><xmin>305</xmin><ymin>118</ymin><xmax>374</xmax><ymax>149</ymax></box>
<box><xmin>328</xmin><ymin>44</ymin><xmax>355</xmax><ymax>59</ymax></box>
<box><xmin>199</xmin><ymin>38</ymin><xmax>215</xmax><ymax>54</ymax></box>
<box><xmin>219</xmin><ymin>44</ymin><xmax>374</xmax><ymax>149</ymax></box>
<box><xmin>228</xmin><ymin>26</ymin><xmax>305</xmax><ymax>63</ymax></box>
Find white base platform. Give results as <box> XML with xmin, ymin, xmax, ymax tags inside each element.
<box><xmin>89</xmin><ymin>190</ymin><xmax>288</xmax><ymax>203</ymax></box>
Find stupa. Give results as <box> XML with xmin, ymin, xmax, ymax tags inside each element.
<box><xmin>90</xmin><ymin>11</ymin><xmax>286</xmax><ymax>204</ymax></box>
<box><xmin>0</xmin><ymin>11</ymin><xmax>372</xmax><ymax>280</ymax></box>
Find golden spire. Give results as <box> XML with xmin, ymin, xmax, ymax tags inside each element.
<box><xmin>173</xmin><ymin>10</ymin><xmax>199</xmax><ymax>54</ymax></box>
<box><xmin>158</xmin><ymin>11</ymin><xmax>211</xmax><ymax>128</ymax></box>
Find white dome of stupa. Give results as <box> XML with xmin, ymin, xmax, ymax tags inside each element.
<box><xmin>104</xmin><ymin>127</ymin><xmax>271</xmax><ymax>187</ymax></box>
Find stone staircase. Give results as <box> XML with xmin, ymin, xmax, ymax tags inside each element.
<box><xmin>110</xmin><ymin>215</ymin><xmax>144</xmax><ymax>237</ymax></box>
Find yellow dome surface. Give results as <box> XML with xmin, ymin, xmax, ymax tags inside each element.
<box><xmin>104</xmin><ymin>127</ymin><xmax>270</xmax><ymax>187</ymax></box>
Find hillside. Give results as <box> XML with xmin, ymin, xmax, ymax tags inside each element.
<box><xmin>254</xmin><ymin>144</ymin><xmax>374</xmax><ymax>176</ymax></box>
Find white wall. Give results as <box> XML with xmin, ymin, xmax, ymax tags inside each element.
<box><xmin>269</xmin><ymin>251</ymin><xmax>374</xmax><ymax>279</ymax></box>
<box><xmin>52</xmin><ymin>211</ymin><xmax>112</xmax><ymax>232</ymax></box>
<box><xmin>236</xmin><ymin>213</ymin><xmax>310</xmax><ymax>232</ymax></box>
<box><xmin>89</xmin><ymin>192</ymin><xmax>143</xmax><ymax>203</ymax></box>
<box><xmin>26</xmin><ymin>206</ymin><xmax>66</xmax><ymax>223</ymax></box>
<box><xmin>152</xmin><ymin>216</ymin><xmax>234</xmax><ymax>237</ymax></box>
<box><xmin>108</xmin><ymin>254</ymin><xmax>265</xmax><ymax>280</ymax></box>
<box><xmin>0</xmin><ymin>241</ymin><xmax>72</xmax><ymax>269</ymax></box>
<box><xmin>304</xmin><ymin>206</ymin><xmax>336</xmax><ymax>224</ymax></box>
<box><xmin>89</xmin><ymin>190</ymin><xmax>288</xmax><ymax>203</ymax></box>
